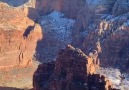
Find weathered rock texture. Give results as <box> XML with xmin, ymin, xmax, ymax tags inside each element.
<box><xmin>71</xmin><ymin>0</ymin><xmax>129</xmax><ymax>73</ymax></box>
<box><xmin>0</xmin><ymin>2</ymin><xmax>42</xmax><ymax>69</ymax></box>
<box><xmin>1</xmin><ymin>0</ymin><xmax>129</xmax><ymax>89</ymax></box>
<box><xmin>31</xmin><ymin>0</ymin><xmax>129</xmax><ymax>71</ymax></box>
<box><xmin>35</xmin><ymin>0</ymin><xmax>85</xmax><ymax>18</ymax></box>
<box><xmin>33</xmin><ymin>45</ymin><xmax>114</xmax><ymax>90</ymax></box>
<box><xmin>0</xmin><ymin>2</ymin><xmax>42</xmax><ymax>88</ymax></box>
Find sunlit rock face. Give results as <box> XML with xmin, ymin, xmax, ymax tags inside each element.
<box><xmin>0</xmin><ymin>2</ymin><xmax>42</xmax><ymax>88</ymax></box>
<box><xmin>33</xmin><ymin>45</ymin><xmax>114</xmax><ymax>90</ymax></box>
<box><xmin>0</xmin><ymin>2</ymin><xmax>42</xmax><ymax>69</ymax></box>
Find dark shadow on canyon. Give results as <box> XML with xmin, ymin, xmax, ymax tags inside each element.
<box><xmin>26</xmin><ymin>0</ymin><xmax>75</xmax><ymax>63</ymax></box>
<box><xmin>0</xmin><ymin>0</ymin><xmax>29</xmax><ymax>7</ymax></box>
<box><xmin>23</xmin><ymin>25</ymin><xmax>35</xmax><ymax>37</ymax></box>
<box><xmin>27</xmin><ymin>11</ymin><xmax>44</xmax><ymax>63</ymax></box>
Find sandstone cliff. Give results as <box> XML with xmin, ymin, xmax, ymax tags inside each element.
<box><xmin>0</xmin><ymin>2</ymin><xmax>42</xmax><ymax>88</ymax></box>
<box><xmin>0</xmin><ymin>2</ymin><xmax>42</xmax><ymax>70</ymax></box>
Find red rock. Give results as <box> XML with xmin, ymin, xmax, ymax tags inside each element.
<box><xmin>0</xmin><ymin>2</ymin><xmax>42</xmax><ymax>88</ymax></box>
<box><xmin>0</xmin><ymin>2</ymin><xmax>42</xmax><ymax>69</ymax></box>
<box><xmin>33</xmin><ymin>45</ymin><xmax>114</xmax><ymax>90</ymax></box>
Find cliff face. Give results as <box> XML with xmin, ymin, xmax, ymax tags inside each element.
<box><xmin>34</xmin><ymin>0</ymin><xmax>117</xmax><ymax>18</ymax></box>
<box><xmin>33</xmin><ymin>45</ymin><xmax>113</xmax><ymax>90</ymax></box>
<box><xmin>0</xmin><ymin>2</ymin><xmax>42</xmax><ymax>88</ymax></box>
<box><xmin>71</xmin><ymin>0</ymin><xmax>129</xmax><ymax>73</ymax></box>
<box><xmin>0</xmin><ymin>2</ymin><xmax>42</xmax><ymax>69</ymax></box>
<box><xmin>81</xmin><ymin>11</ymin><xmax>129</xmax><ymax>72</ymax></box>
<box><xmin>35</xmin><ymin>0</ymin><xmax>85</xmax><ymax>18</ymax></box>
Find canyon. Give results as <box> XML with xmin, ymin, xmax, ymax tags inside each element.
<box><xmin>0</xmin><ymin>0</ymin><xmax>129</xmax><ymax>90</ymax></box>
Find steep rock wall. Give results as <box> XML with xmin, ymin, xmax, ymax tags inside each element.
<box><xmin>0</xmin><ymin>3</ymin><xmax>42</xmax><ymax>69</ymax></box>
<box><xmin>71</xmin><ymin>0</ymin><xmax>129</xmax><ymax>73</ymax></box>
<box><xmin>35</xmin><ymin>0</ymin><xmax>85</xmax><ymax>18</ymax></box>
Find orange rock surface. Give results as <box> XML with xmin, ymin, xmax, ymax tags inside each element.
<box><xmin>0</xmin><ymin>3</ymin><xmax>42</xmax><ymax>69</ymax></box>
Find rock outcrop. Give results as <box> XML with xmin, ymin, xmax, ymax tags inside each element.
<box><xmin>0</xmin><ymin>2</ymin><xmax>42</xmax><ymax>88</ymax></box>
<box><xmin>71</xmin><ymin>0</ymin><xmax>129</xmax><ymax>73</ymax></box>
<box><xmin>35</xmin><ymin>0</ymin><xmax>85</xmax><ymax>18</ymax></box>
<box><xmin>33</xmin><ymin>45</ymin><xmax>114</xmax><ymax>90</ymax></box>
<box><xmin>81</xmin><ymin>13</ymin><xmax>129</xmax><ymax>72</ymax></box>
<box><xmin>0</xmin><ymin>2</ymin><xmax>42</xmax><ymax>69</ymax></box>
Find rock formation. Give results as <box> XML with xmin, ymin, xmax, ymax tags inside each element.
<box><xmin>1</xmin><ymin>0</ymin><xmax>129</xmax><ymax>89</ymax></box>
<box><xmin>35</xmin><ymin>0</ymin><xmax>85</xmax><ymax>18</ymax></box>
<box><xmin>71</xmin><ymin>0</ymin><xmax>129</xmax><ymax>73</ymax></box>
<box><xmin>33</xmin><ymin>45</ymin><xmax>114</xmax><ymax>90</ymax></box>
<box><xmin>0</xmin><ymin>2</ymin><xmax>42</xmax><ymax>70</ymax></box>
<box><xmin>0</xmin><ymin>2</ymin><xmax>42</xmax><ymax>88</ymax></box>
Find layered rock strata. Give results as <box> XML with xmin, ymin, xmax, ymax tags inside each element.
<box><xmin>0</xmin><ymin>2</ymin><xmax>42</xmax><ymax>69</ymax></box>
<box><xmin>0</xmin><ymin>2</ymin><xmax>42</xmax><ymax>88</ymax></box>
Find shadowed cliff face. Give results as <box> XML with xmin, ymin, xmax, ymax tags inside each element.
<box><xmin>33</xmin><ymin>45</ymin><xmax>113</xmax><ymax>90</ymax></box>
<box><xmin>34</xmin><ymin>11</ymin><xmax>75</xmax><ymax>62</ymax></box>
<box><xmin>71</xmin><ymin>0</ymin><xmax>129</xmax><ymax>73</ymax></box>
<box><xmin>35</xmin><ymin>0</ymin><xmax>85</xmax><ymax>19</ymax></box>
